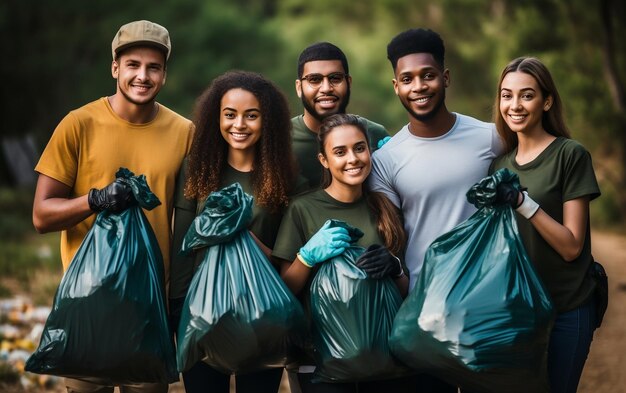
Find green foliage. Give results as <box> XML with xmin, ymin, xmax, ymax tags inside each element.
<box><xmin>1</xmin><ymin>0</ymin><xmax>624</xmax><ymax>224</ymax></box>
<box><xmin>0</xmin><ymin>284</ymin><xmax>11</xmax><ymax>299</ymax></box>
<box><xmin>0</xmin><ymin>187</ymin><xmax>61</xmax><ymax>303</ymax></box>
<box><xmin>0</xmin><ymin>188</ymin><xmax>34</xmax><ymax>240</ymax></box>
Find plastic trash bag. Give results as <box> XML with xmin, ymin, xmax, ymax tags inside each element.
<box><xmin>389</xmin><ymin>168</ymin><xmax>554</xmax><ymax>393</ymax></box>
<box><xmin>25</xmin><ymin>167</ymin><xmax>177</xmax><ymax>384</ymax></box>
<box><xmin>176</xmin><ymin>182</ymin><xmax>305</xmax><ymax>374</ymax></box>
<box><xmin>309</xmin><ymin>219</ymin><xmax>408</xmax><ymax>382</ymax></box>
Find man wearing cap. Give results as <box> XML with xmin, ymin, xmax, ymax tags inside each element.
<box><xmin>293</xmin><ymin>42</ymin><xmax>390</xmax><ymax>190</ymax></box>
<box><xmin>32</xmin><ymin>20</ymin><xmax>192</xmax><ymax>393</ymax></box>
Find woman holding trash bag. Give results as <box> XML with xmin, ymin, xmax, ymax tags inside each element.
<box><xmin>169</xmin><ymin>70</ymin><xmax>303</xmax><ymax>393</ymax></box>
<box><xmin>272</xmin><ymin>113</ymin><xmax>410</xmax><ymax>393</ymax></box>
<box><xmin>490</xmin><ymin>57</ymin><xmax>601</xmax><ymax>393</ymax></box>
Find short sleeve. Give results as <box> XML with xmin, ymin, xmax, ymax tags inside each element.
<box><xmin>563</xmin><ymin>143</ymin><xmax>600</xmax><ymax>202</ymax></box>
<box><xmin>367</xmin><ymin>152</ymin><xmax>401</xmax><ymax>208</ymax></box>
<box><xmin>272</xmin><ymin>202</ymin><xmax>307</xmax><ymax>262</ymax></box>
<box><xmin>35</xmin><ymin>112</ymin><xmax>80</xmax><ymax>187</ymax></box>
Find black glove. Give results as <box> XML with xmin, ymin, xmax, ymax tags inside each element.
<box><xmin>355</xmin><ymin>244</ymin><xmax>403</xmax><ymax>279</ymax></box>
<box><xmin>88</xmin><ymin>179</ymin><xmax>135</xmax><ymax>213</ymax></box>
<box><xmin>495</xmin><ymin>182</ymin><xmax>524</xmax><ymax>208</ymax></box>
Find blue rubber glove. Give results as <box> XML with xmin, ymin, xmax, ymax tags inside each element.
<box><xmin>298</xmin><ymin>220</ymin><xmax>351</xmax><ymax>267</ymax></box>
<box><xmin>377</xmin><ymin>136</ymin><xmax>391</xmax><ymax>149</ymax></box>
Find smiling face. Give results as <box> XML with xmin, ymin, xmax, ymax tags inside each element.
<box><xmin>112</xmin><ymin>46</ymin><xmax>166</xmax><ymax>106</ymax></box>
<box><xmin>318</xmin><ymin>124</ymin><xmax>371</xmax><ymax>192</ymax></box>
<box><xmin>220</xmin><ymin>88</ymin><xmax>262</xmax><ymax>156</ymax></box>
<box><xmin>296</xmin><ymin>60</ymin><xmax>351</xmax><ymax>128</ymax></box>
<box><xmin>499</xmin><ymin>71</ymin><xmax>552</xmax><ymax>136</ymax></box>
<box><xmin>392</xmin><ymin>53</ymin><xmax>448</xmax><ymax>123</ymax></box>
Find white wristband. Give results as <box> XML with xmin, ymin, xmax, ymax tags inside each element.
<box><xmin>516</xmin><ymin>191</ymin><xmax>539</xmax><ymax>219</ymax></box>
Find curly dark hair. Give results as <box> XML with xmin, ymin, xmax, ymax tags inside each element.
<box><xmin>185</xmin><ymin>70</ymin><xmax>297</xmax><ymax>212</ymax></box>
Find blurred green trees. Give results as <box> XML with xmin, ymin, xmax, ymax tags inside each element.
<box><xmin>1</xmin><ymin>0</ymin><xmax>624</xmax><ymax>225</ymax></box>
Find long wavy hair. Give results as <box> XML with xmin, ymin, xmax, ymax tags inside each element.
<box><xmin>494</xmin><ymin>56</ymin><xmax>571</xmax><ymax>153</ymax></box>
<box><xmin>317</xmin><ymin>114</ymin><xmax>406</xmax><ymax>256</ymax></box>
<box><xmin>185</xmin><ymin>70</ymin><xmax>297</xmax><ymax>212</ymax></box>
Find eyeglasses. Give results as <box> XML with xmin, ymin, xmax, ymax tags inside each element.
<box><xmin>300</xmin><ymin>72</ymin><xmax>347</xmax><ymax>87</ymax></box>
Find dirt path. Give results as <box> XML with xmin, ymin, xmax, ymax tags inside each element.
<box><xmin>578</xmin><ymin>230</ymin><xmax>626</xmax><ymax>393</ymax></box>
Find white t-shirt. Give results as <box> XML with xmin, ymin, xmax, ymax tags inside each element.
<box><xmin>368</xmin><ymin>113</ymin><xmax>504</xmax><ymax>290</ymax></box>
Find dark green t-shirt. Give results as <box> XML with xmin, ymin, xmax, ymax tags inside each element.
<box><xmin>271</xmin><ymin>188</ymin><xmax>384</xmax><ymax>365</ymax></box>
<box><xmin>291</xmin><ymin>115</ymin><xmax>389</xmax><ymax>190</ymax></box>
<box><xmin>272</xmin><ymin>189</ymin><xmax>383</xmax><ymax>263</ymax></box>
<box><xmin>490</xmin><ymin>137</ymin><xmax>600</xmax><ymax>313</ymax></box>
<box><xmin>169</xmin><ymin>160</ymin><xmax>305</xmax><ymax>299</ymax></box>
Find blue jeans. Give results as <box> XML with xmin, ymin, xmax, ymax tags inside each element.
<box><xmin>548</xmin><ymin>299</ymin><xmax>597</xmax><ymax>393</ymax></box>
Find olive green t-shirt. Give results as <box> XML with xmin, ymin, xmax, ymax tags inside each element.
<box><xmin>169</xmin><ymin>160</ymin><xmax>305</xmax><ymax>299</ymax></box>
<box><xmin>291</xmin><ymin>115</ymin><xmax>389</xmax><ymax>190</ymax></box>
<box><xmin>271</xmin><ymin>189</ymin><xmax>386</xmax><ymax>366</ymax></box>
<box><xmin>490</xmin><ymin>137</ymin><xmax>600</xmax><ymax>313</ymax></box>
<box><xmin>272</xmin><ymin>189</ymin><xmax>383</xmax><ymax>263</ymax></box>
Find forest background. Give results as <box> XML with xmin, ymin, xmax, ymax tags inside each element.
<box><xmin>0</xmin><ymin>0</ymin><xmax>625</xmax><ymax>391</ymax></box>
<box><xmin>1</xmin><ymin>0</ymin><xmax>625</xmax><ymax>225</ymax></box>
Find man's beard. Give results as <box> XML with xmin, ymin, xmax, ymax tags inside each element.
<box><xmin>119</xmin><ymin>80</ymin><xmax>158</xmax><ymax>106</ymax></box>
<box><xmin>402</xmin><ymin>89</ymin><xmax>445</xmax><ymax>122</ymax></box>
<box><xmin>302</xmin><ymin>88</ymin><xmax>351</xmax><ymax>123</ymax></box>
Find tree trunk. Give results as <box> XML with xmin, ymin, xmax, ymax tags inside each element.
<box><xmin>599</xmin><ymin>0</ymin><xmax>626</xmax><ymax>112</ymax></box>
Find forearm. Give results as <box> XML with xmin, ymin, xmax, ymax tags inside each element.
<box><xmin>32</xmin><ymin>194</ymin><xmax>93</xmax><ymax>233</ymax></box>
<box><xmin>525</xmin><ymin>197</ymin><xmax>589</xmax><ymax>262</ymax></box>
<box><xmin>529</xmin><ymin>209</ymin><xmax>586</xmax><ymax>261</ymax></box>
<box><xmin>279</xmin><ymin>257</ymin><xmax>312</xmax><ymax>295</ymax></box>
<box><xmin>393</xmin><ymin>273</ymin><xmax>409</xmax><ymax>297</ymax></box>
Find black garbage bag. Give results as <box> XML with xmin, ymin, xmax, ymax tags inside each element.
<box><xmin>25</xmin><ymin>167</ymin><xmax>177</xmax><ymax>385</ymax></box>
<box><xmin>309</xmin><ymin>219</ymin><xmax>408</xmax><ymax>383</ymax></box>
<box><xmin>176</xmin><ymin>182</ymin><xmax>305</xmax><ymax>374</ymax></box>
<box><xmin>389</xmin><ymin>168</ymin><xmax>554</xmax><ymax>393</ymax></box>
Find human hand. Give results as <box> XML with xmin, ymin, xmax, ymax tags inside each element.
<box><xmin>377</xmin><ymin>136</ymin><xmax>391</xmax><ymax>149</ymax></box>
<box><xmin>495</xmin><ymin>182</ymin><xmax>540</xmax><ymax>219</ymax></box>
<box><xmin>495</xmin><ymin>182</ymin><xmax>523</xmax><ymax>208</ymax></box>
<box><xmin>298</xmin><ymin>220</ymin><xmax>351</xmax><ymax>267</ymax></box>
<box><xmin>88</xmin><ymin>179</ymin><xmax>135</xmax><ymax>213</ymax></box>
<box><xmin>355</xmin><ymin>244</ymin><xmax>403</xmax><ymax>279</ymax></box>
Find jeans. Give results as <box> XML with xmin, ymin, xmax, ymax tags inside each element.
<box><xmin>289</xmin><ymin>371</ymin><xmax>428</xmax><ymax>393</ymax></box>
<box><xmin>182</xmin><ymin>361</ymin><xmax>283</xmax><ymax>393</ymax></box>
<box><xmin>65</xmin><ymin>379</ymin><xmax>167</xmax><ymax>393</ymax></box>
<box><xmin>548</xmin><ymin>299</ymin><xmax>597</xmax><ymax>393</ymax></box>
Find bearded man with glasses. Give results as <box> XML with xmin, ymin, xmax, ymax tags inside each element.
<box><xmin>293</xmin><ymin>42</ymin><xmax>390</xmax><ymax>190</ymax></box>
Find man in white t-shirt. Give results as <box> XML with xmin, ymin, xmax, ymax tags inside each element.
<box><xmin>368</xmin><ymin>28</ymin><xmax>504</xmax><ymax>392</ymax></box>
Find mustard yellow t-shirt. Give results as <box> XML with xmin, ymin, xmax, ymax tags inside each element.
<box><xmin>35</xmin><ymin>97</ymin><xmax>193</xmax><ymax>282</ymax></box>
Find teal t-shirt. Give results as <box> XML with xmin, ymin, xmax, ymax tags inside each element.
<box><xmin>291</xmin><ymin>115</ymin><xmax>389</xmax><ymax>190</ymax></box>
<box><xmin>490</xmin><ymin>137</ymin><xmax>600</xmax><ymax>313</ymax></box>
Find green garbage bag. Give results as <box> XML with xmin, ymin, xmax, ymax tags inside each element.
<box><xmin>309</xmin><ymin>219</ymin><xmax>408</xmax><ymax>382</ymax></box>
<box><xmin>25</xmin><ymin>168</ymin><xmax>177</xmax><ymax>384</ymax></box>
<box><xmin>389</xmin><ymin>168</ymin><xmax>554</xmax><ymax>393</ymax></box>
<box><xmin>176</xmin><ymin>182</ymin><xmax>305</xmax><ymax>374</ymax></box>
